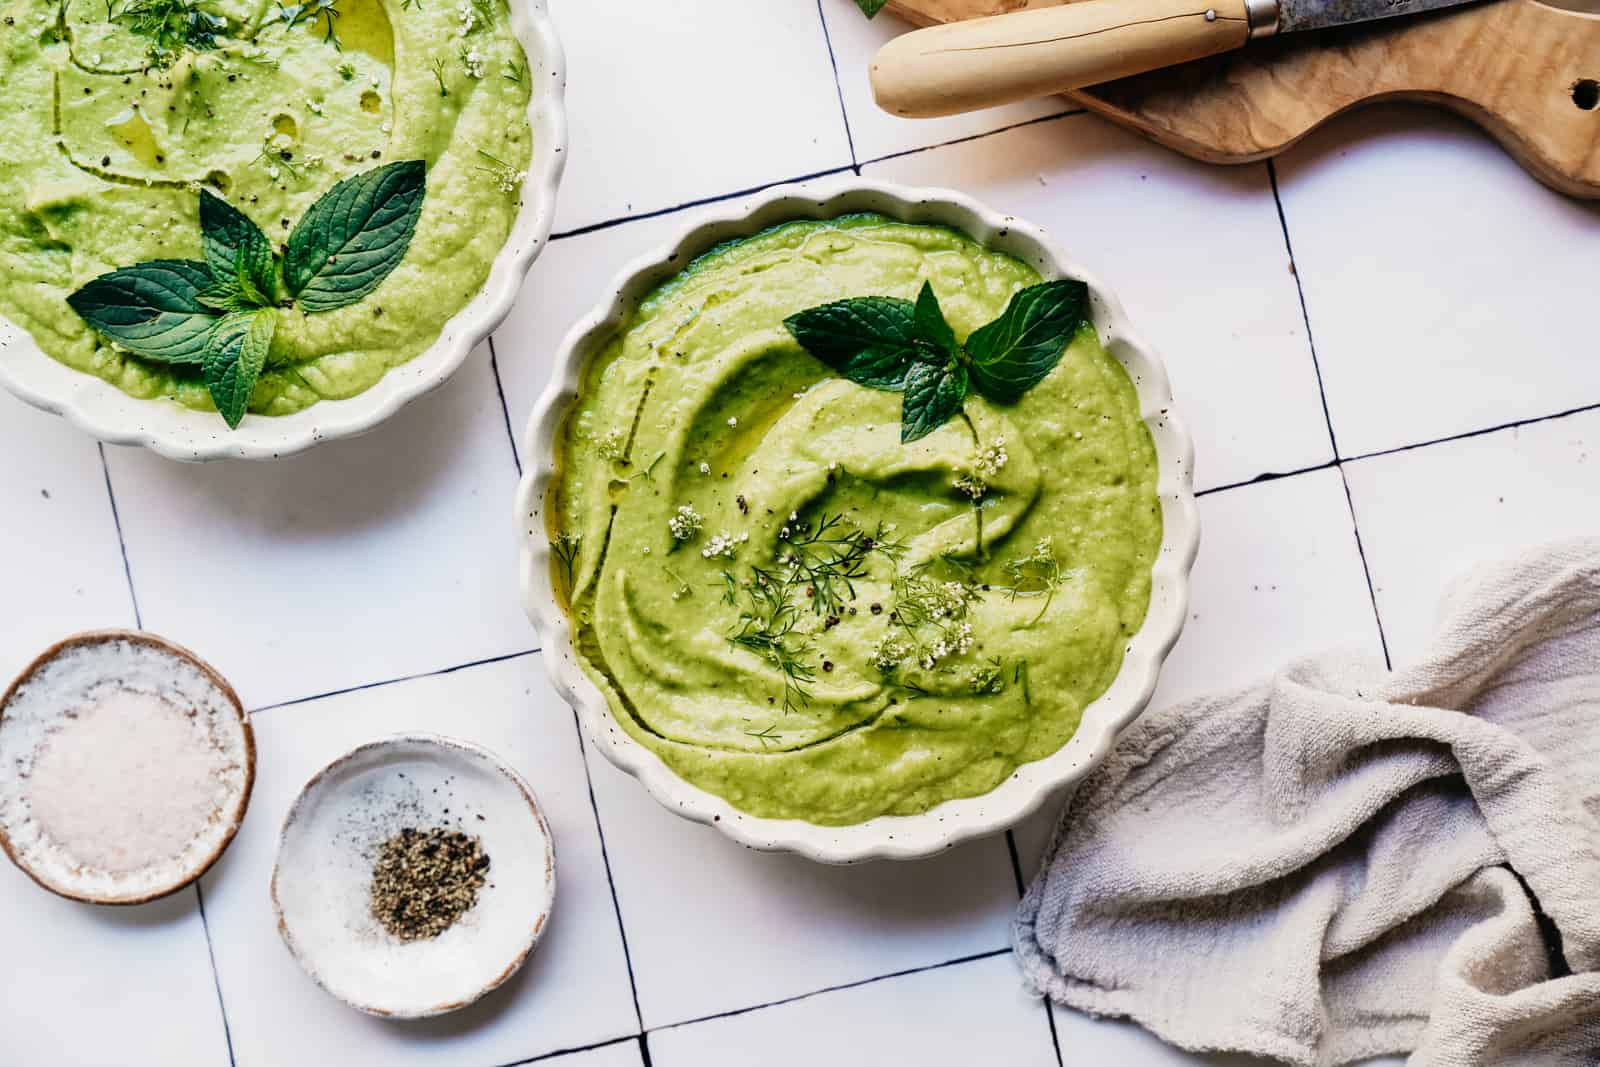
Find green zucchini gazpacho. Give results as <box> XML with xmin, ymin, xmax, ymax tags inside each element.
<box><xmin>0</xmin><ymin>0</ymin><xmax>532</xmax><ymax>426</ymax></box>
<box><xmin>550</xmin><ymin>214</ymin><xmax>1163</xmax><ymax>826</ymax></box>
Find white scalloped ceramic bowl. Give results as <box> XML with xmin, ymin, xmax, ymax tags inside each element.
<box><xmin>516</xmin><ymin>179</ymin><xmax>1199</xmax><ymax>863</ymax></box>
<box><xmin>0</xmin><ymin>0</ymin><xmax>565</xmax><ymax>462</ymax></box>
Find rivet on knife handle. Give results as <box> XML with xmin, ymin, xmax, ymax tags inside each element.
<box><xmin>870</xmin><ymin>0</ymin><xmax>1275</xmax><ymax>119</ymax></box>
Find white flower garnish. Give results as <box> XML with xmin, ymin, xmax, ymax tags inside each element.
<box><xmin>668</xmin><ymin>505</ymin><xmax>702</xmax><ymax>542</ymax></box>
<box><xmin>701</xmin><ymin>531</ymin><xmax>747</xmax><ymax>560</ymax></box>
<box><xmin>870</xmin><ymin>635</ymin><xmax>913</xmax><ymax>672</ymax></box>
<box><xmin>976</xmin><ymin>437</ymin><xmax>1008</xmax><ymax>478</ymax></box>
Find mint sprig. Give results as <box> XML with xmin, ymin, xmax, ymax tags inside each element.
<box><xmin>66</xmin><ymin>161</ymin><xmax>426</xmax><ymax>428</ymax></box>
<box><xmin>784</xmin><ymin>279</ymin><xmax>1088</xmax><ymax>442</ymax></box>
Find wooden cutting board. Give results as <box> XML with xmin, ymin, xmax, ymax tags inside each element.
<box><xmin>885</xmin><ymin>0</ymin><xmax>1600</xmax><ymax>198</ymax></box>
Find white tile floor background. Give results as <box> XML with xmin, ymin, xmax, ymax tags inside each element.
<box><xmin>3</xmin><ymin>1</ymin><xmax>1598</xmax><ymax>1064</ymax></box>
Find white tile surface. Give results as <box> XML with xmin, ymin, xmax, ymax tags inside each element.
<box><xmin>547</xmin><ymin>0</ymin><xmax>853</xmax><ymax>233</ymax></box>
<box><xmin>650</xmin><ymin>953</ymin><xmax>1057</xmax><ymax>1067</ymax></box>
<box><xmin>495</xmin><ymin>212</ymin><xmax>688</xmax><ymax>462</ymax></box>
<box><xmin>197</xmin><ymin>654</ymin><xmax>637</xmax><ymax>1066</ymax></box>
<box><xmin>819</xmin><ymin>0</ymin><xmax>1070</xmax><ymax>163</ymax></box>
<box><xmin>1014</xmin><ymin>467</ymin><xmax>1385</xmax><ymax>878</ymax></box>
<box><xmin>1276</xmin><ymin>105</ymin><xmax>1600</xmax><ymax>458</ymax></box>
<box><xmin>101</xmin><ymin>347</ymin><xmax>531</xmax><ymax>711</ymax></box>
<box><xmin>0</xmin><ymin>866</ymin><xmax>228</xmax><ymax>1066</ymax></box>
<box><xmin>866</xmin><ymin>115</ymin><xmax>1334</xmax><ymax>492</ymax></box>
<box><xmin>584</xmin><ymin>737</ymin><xmax>1019</xmax><ymax>1028</ymax></box>
<box><xmin>495</xmin><ymin>173</ymin><xmax>841</xmax><ymax>459</ymax></box>
<box><xmin>548</xmin><ymin>1040</ymin><xmax>646</xmax><ymax>1067</ymax></box>
<box><xmin>1347</xmin><ymin>407</ymin><xmax>1600</xmax><ymax>667</ymax></box>
<box><xmin>0</xmin><ymin>393</ymin><xmax>135</xmax><ymax>685</ymax></box>
<box><xmin>1155</xmin><ymin>468</ymin><xmax>1384</xmax><ymax>706</ymax></box>
<box><xmin>3</xmin><ymin>7</ymin><xmax>1590</xmax><ymax>1062</ymax></box>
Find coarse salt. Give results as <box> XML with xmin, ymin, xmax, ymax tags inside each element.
<box><xmin>28</xmin><ymin>689</ymin><xmax>230</xmax><ymax>874</ymax></box>
<box><xmin>0</xmin><ymin>637</ymin><xmax>249</xmax><ymax>900</ymax></box>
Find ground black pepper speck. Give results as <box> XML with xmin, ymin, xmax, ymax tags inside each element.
<box><xmin>369</xmin><ymin>827</ymin><xmax>490</xmax><ymax>942</ymax></box>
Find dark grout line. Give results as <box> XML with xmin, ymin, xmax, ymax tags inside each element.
<box><xmin>247</xmin><ymin>648</ymin><xmax>539</xmax><ymax>716</ymax></box>
<box><xmin>494</xmin><ymin>1033</ymin><xmax>641</xmax><ymax>1067</ymax></box>
<box><xmin>1006</xmin><ymin>826</ymin><xmax>1061</xmax><ymax>1064</ymax></box>
<box><xmin>1266</xmin><ymin>159</ymin><xmax>1340</xmax><ymax>461</ymax></box>
<box><xmin>1044</xmin><ymin>998</ymin><xmax>1065</xmax><ymax>1067</ymax></box>
<box><xmin>1196</xmin><ymin>397</ymin><xmax>1600</xmax><ymax>501</ymax></box>
<box><xmin>550</xmin><ymin>164</ymin><xmax>857</xmax><ymax>242</ymax></box>
<box><xmin>193</xmin><ymin>880</ymin><xmax>238</xmax><ymax>1067</ymax></box>
<box><xmin>568</xmin><ymin>707</ymin><xmax>647</xmax><ymax>1034</ymax></box>
<box><xmin>97</xmin><ymin>443</ymin><xmax>143</xmax><ymax>629</ymax></box>
<box><xmin>639</xmin><ymin>1033</ymin><xmax>655</xmax><ymax>1067</ymax></box>
<box><xmin>1346</xmin><ymin>399</ymin><xmax>1600</xmax><ymax>466</ymax></box>
<box><xmin>545</xmin><ymin>104</ymin><xmax>1092</xmax><ymax>246</ymax></box>
<box><xmin>1267</xmin><ymin>159</ymin><xmax>1391</xmax><ymax>668</ymax></box>
<box><xmin>1004</xmin><ymin>829</ymin><xmax>1027</xmax><ymax>897</ymax></box>
<box><xmin>650</xmin><ymin>947</ymin><xmax>1012</xmax><ymax>1035</ymax></box>
<box><xmin>487</xmin><ymin>334</ymin><xmax>524</xmax><ymax>477</ymax></box>
<box><xmin>857</xmin><ymin>106</ymin><xmax>1088</xmax><ymax>171</ymax></box>
<box><xmin>1338</xmin><ymin>466</ymin><xmax>1392</xmax><ymax>669</ymax></box>
<box><xmin>1007</xmin><ymin>820</ymin><xmax>1062</xmax><ymax>1065</ymax></box>
<box><xmin>814</xmin><ymin>0</ymin><xmax>860</xmax><ymax>174</ymax></box>
<box><xmin>1195</xmin><ymin>460</ymin><xmax>1339</xmax><ymax>497</ymax></box>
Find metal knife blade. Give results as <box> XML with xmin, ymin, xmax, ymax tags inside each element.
<box><xmin>1270</xmin><ymin>0</ymin><xmax>1483</xmax><ymax>35</ymax></box>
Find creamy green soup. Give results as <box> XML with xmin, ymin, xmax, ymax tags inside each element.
<box><xmin>0</xmin><ymin>0</ymin><xmax>530</xmax><ymax>416</ymax></box>
<box><xmin>552</xmin><ymin>215</ymin><xmax>1163</xmax><ymax>826</ymax></box>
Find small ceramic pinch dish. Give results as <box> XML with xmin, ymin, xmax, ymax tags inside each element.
<box><xmin>0</xmin><ymin>630</ymin><xmax>254</xmax><ymax>905</ymax></box>
<box><xmin>271</xmin><ymin>734</ymin><xmax>555</xmax><ymax>1018</ymax></box>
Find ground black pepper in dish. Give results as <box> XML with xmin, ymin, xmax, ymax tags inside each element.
<box><xmin>369</xmin><ymin>827</ymin><xmax>490</xmax><ymax>942</ymax></box>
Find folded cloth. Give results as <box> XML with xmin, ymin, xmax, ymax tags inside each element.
<box><xmin>1014</xmin><ymin>539</ymin><xmax>1600</xmax><ymax>1066</ymax></box>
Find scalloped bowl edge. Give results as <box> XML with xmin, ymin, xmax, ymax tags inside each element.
<box><xmin>516</xmin><ymin>178</ymin><xmax>1199</xmax><ymax>863</ymax></box>
<box><xmin>0</xmin><ymin>0</ymin><xmax>567</xmax><ymax>462</ymax></box>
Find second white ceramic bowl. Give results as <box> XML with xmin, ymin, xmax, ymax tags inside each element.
<box><xmin>516</xmin><ymin>178</ymin><xmax>1200</xmax><ymax>863</ymax></box>
<box><xmin>0</xmin><ymin>0</ymin><xmax>566</xmax><ymax>461</ymax></box>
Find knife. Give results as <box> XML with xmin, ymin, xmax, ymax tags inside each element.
<box><xmin>871</xmin><ymin>0</ymin><xmax>1481</xmax><ymax>118</ymax></box>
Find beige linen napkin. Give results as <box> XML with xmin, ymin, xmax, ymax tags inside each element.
<box><xmin>1014</xmin><ymin>539</ymin><xmax>1600</xmax><ymax>1066</ymax></box>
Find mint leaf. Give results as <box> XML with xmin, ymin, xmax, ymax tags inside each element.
<box><xmin>912</xmin><ymin>280</ymin><xmax>955</xmax><ymax>359</ymax></box>
<box><xmin>203</xmin><ymin>309</ymin><xmax>276</xmax><ymax>428</ymax></box>
<box><xmin>200</xmin><ymin>190</ymin><xmax>276</xmax><ymax>300</ymax></box>
<box><xmin>836</xmin><ymin>343</ymin><xmax>923</xmax><ymax>390</ymax></box>
<box><xmin>785</xmin><ymin>294</ymin><xmax>952</xmax><ymax>391</ymax></box>
<box><xmin>198</xmin><ymin>252</ymin><xmax>276</xmax><ymax>314</ymax></box>
<box><xmin>198</xmin><ymin>269</ymin><xmax>269</xmax><ymax>314</ymax></box>
<box><xmin>285</xmin><ymin>159</ymin><xmax>426</xmax><ymax>312</ymax></box>
<box><xmin>66</xmin><ymin>259</ymin><xmax>219</xmax><ymax>365</ymax></box>
<box><xmin>855</xmin><ymin>0</ymin><xmax>888</xmax><ymax>16</ymax></box>
<box><xmin>901</xmin><ymin>360</ymin><xmax>967</xmax><ymax>442</ymax></box>
<box><xmin>966</xmin><ymin>280</ymin><xmax>1087</xmax><ymax>403</ymax></box>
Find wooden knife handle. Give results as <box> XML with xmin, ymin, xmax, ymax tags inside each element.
<box><xmin>870</xmin><ymin>0</ymin><xmax>1254</xmax><ymax>118</ymax></box>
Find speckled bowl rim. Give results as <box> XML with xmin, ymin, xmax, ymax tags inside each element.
<box><xmin>269</xmin><ymin>733</ymin><xmax>556</xmax><ymax>1018</ymax></box>
<box><xmin>0</xmin><ymin>0</ymin><xmax>566</xmax><ymax>462</ymax></box>
<box><xmin>0</xmin><ymin>629</ymin><xmax>256</xmax><ymax>905</ymax></box>
<box><xmin>515</xmin><ymin>178</ymin><xmax>1200</xmax><ymax>864</ymax></box>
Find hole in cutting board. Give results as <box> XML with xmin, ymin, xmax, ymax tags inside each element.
<box><xmin>1574</xmin><ymin>80</ymin><xmax>1600</xmax><ymax>111</ymax></box>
